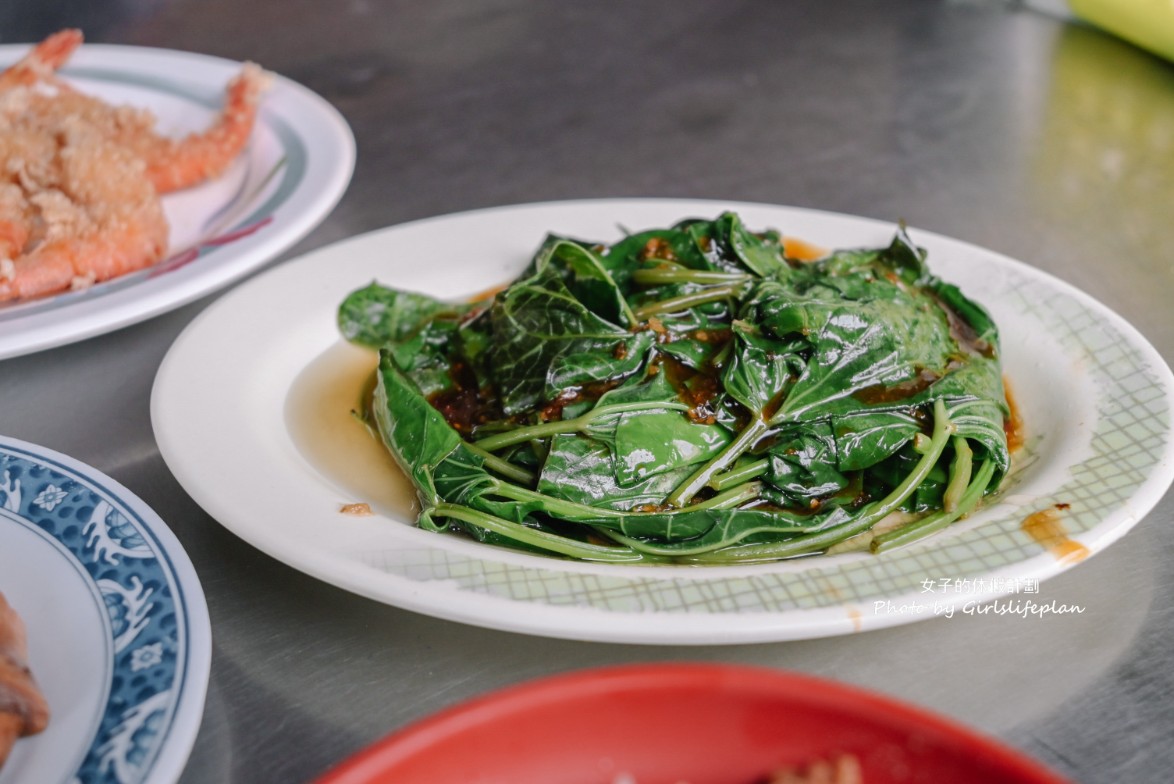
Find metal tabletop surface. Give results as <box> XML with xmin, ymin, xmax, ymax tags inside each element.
<box><xmin>3</xmin><ymin>2</ymin><xmax>1172</xmax><ymax>782</ymax></box>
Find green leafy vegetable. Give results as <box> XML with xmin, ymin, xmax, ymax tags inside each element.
<box><xmin>338</xmin><ymin>213</ymin><xmax>1011</xmax><ymax>563</ymax></box>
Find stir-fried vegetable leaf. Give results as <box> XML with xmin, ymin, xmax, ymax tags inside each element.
<box><xmin>339</xmin><ymin>213</ymin><xmax>1011</xmax><ymax>563</ymax></box>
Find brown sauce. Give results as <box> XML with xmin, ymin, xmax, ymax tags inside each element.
<box><xmin>537</xmin><ymin>378</ymin><xmax>621</xmax><ymax>422</ymax></box>
<box><xmin>640</xmin><ymin>236</ymin><xmax>678</xmax><ymax>261</ymax></box>
<box><xmin>1003</xmin><ymin>376</ymin><xmax>1025</xmax><ymax>453</ymax></box>
<box><xmin>661</xmin><ymin>355</ymin><xmax>726</xmax><ymax>421</ymax></box>
<box><xmin>285</xmin><ymin>341</ymin><xmax>420</xmax><ymax>520</ymax></box>
<box><xmin>852</xmin><ymin>368</ymin><xmax>941</xmax><ymax>405</ymax></box>
<box><xmin>467</xmin><ymin>282</ymin><xmax>508</xmax><ymax>303</ymax></box>
<box><xmin>425</xmin><ymin>349</ymin><xmax>505</xmax><ymax>434</ymax></box>
<box><xmin>782</xmin><ymin>236</ymin><xmax>827</xmax><ymax>262</ymax></box>
<box><xmin>1021</xmin><ymin>507</ymin><xmax>1089</xmax><ymax>564</ymax></box>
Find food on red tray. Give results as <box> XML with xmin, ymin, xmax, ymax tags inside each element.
<box><xmin>0</xmin><ymin>592</ymin><xmax>49</xmax><ymax>768</ymax></box>
<box><xmin>613</xmin><ymin>753</ymin><xmax>863</xmax><ymax>783</ymax></box>
<box><xmin>764</xmin><ymin>753</ymin><xmax>863</xmax><ymax>784</ymax></box>
<box><xmin>0</xmin><ymin>29</ymin><xmax>269</xmax><ymax>303</ymax></box>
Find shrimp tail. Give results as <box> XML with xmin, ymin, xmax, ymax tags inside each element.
<box><xmin>145</xmin><ymin>62</ymin><xmax>271</xmax><ymax>194</ymax></box>
<box><xmin>0</xmin><ymin>29</ymin><xmax>83</xmax><ymax>89</ymax></box>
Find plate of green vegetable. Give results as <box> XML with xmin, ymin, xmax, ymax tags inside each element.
<box><xmin>152</xmin><ymin>199</ymin><xmax>1174</xmax><ymax>644</ymax></box>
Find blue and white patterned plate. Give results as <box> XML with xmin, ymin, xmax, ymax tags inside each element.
<box><xmin>152</xmin><ymin>199</ymin><xmax>1174</xmax><ymax>645</ymax></box>
<box><xmin>0</xmin><ymin>41</ymin><xmax>355</xmax><ymax>360</ymax></box>
<box><xmin>0</xmin><ymin>437</ymin><xmax>210</xmax><ymax>784</ymax></box>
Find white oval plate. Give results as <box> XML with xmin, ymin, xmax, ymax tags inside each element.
<box><xmin>0</xmin><ymin>41</ymin><xmax>355</xmax><ymax>360</ymax></box>
<box><xmin>0</xmin><ymin>436</ymin><xmax>210</xmax><ymax>783</ymax></box>
<box><xmin>151</xmin><ymin>199</ymin><xmax>1174</xmax><ymax>645</ymax></box>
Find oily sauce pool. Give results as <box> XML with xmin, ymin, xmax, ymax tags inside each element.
<box><xmin>285</xmin><ymin>340</ymin><xmax>419</xmax><ymax>520</ymax></box>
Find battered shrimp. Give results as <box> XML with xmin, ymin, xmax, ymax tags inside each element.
<box><xmin>1</xmin><ymin>31</ymin><xmax>269</xmax><ymax>195</ymax></box>
<box><xmin>0</xmin><ymin>30</ymin><xmax>268</xmax><ymax>302</ymax></box>
<box><xmin>0</xmin><ymin>115</ymin><xmax>168</xmax><ymax>302</ymax></box>
<box><xmin>7</xmin><ymin>64</ymin><xmax>269</xmax><ymax>195</ymax></box>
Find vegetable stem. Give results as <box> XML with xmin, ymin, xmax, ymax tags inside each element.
<box><xmin>697</xmin><ymin>481</ymin><xmax>762</xmax><ymax>510</ymax></box>
<box><xmin>667</xmin><ymin>417</ymin><xmax>771</xmax><ymax>507</ymax></box>
<box><xmin>942</xmin><ymin>436</ymin><xmax>973</xmax><ymax>513</ymax></box>
<box><xmin>871</xmin><ymin>458</ymin><xmax>996</xmax><ymax>553</ymax></box>
<box><xmin>464</xmin><ymin>442</ymin><xmax>535</xmax><ymax>485</ymax></box>
<box><xmin>489</xmin><ymin>481</ymin><xmax>625</xmax><ymax>520</ymax></box>
<box><xmin>709</xmin><ymin>459</ymin><xmax>769</xmax><ymax>491</ymax></box>
<box><xmin>431</xmin><ymin>503</ymin><xmax>647</xmax><ymax>562</ymax></box>
<box><xmin>474</xmin><ymin>400</ymin><xmax>688</xmax><ymax>452</ymax></box>
<box><xmin>632</xmin><ymin>283</ymin><xmax>744</xmax><ymax>320</ymax></box>
<box><xmin>486</xmin><ymin>479</ymin><xmax>760</xmax><ymax>522</ymax></box>
<box><xmin>632</xmin><ymin>269</ymin><xmax>752</xmax><ymax>286</ymax></box>
<box><xmin>681</xmin><ymin>398</ymin><xmax>954</xmax><ymax>563</ymax></box>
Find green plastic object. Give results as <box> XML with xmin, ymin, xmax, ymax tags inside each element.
<box><xmin>1070</xmin><ymin>0</ymin><xmax>1174</xmax><ymax>61</ymax></box>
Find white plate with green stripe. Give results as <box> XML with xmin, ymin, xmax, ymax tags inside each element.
<box><xmin>0</xmin><ymin>41</ymin><xmax>355</xmax><ymax>360</ymax></box>
<box><xmin>151</xmin><ymin>199</ymin><xmax>1174</xmax><ymax>644</ymax></box>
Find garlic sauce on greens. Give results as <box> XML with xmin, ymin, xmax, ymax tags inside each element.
<box><xmin>337</xmin><ymin>213</ymin><xmax>1010</xmax><ymax>564</ymax></box>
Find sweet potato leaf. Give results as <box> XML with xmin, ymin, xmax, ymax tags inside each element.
<box><xmin>344</xmin><ymin>212</ymin><xmax>1011</xmax><ymax>563</ymax></box>
<box><xmin>487</xmin><ymin>265</ymin><xmax>651</xmax><ymax>414</ymax></box>
<box><xmin>339</xmin><ymin>283</ymin><xmax>476</xmax><ymax>347</ymax></box>
<box><xmin>371</xmin><ymin>351</ymin><xmax>463</xmax><ymax>507</ymax></box>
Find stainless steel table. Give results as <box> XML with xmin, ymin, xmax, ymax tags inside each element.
<box><xmin>3</xmin><ymin>2</ymin><xmax>1172</xmax><ymax>782</ymax></box>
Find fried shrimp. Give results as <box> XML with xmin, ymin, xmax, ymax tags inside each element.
<box><xmin>8</xmin><ymin>59</ymin><xmax>270</xmax><ymax>195</ymax></box>
<box><xmin>0</xmin><ymin>115</ymin><xmax>168</xmax><ymax>302</ymax></box>
<box><xmin>0</xmin><ymin>30</ymin><xmax>269</xmax><ymax>303</ymax></box>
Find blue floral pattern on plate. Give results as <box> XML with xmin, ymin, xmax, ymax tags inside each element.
<box><xmin>0</xmin><ymin>438</ymin><xmax>208</xmax><ymax>784</ymax></box>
